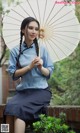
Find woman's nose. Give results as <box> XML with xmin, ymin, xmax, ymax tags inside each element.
<box><xmin>32</xmin><ymin>29</ymin><xmax>36</xmax><ymax>33</ymax></box>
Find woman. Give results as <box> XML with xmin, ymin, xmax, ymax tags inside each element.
<box><xmin>4</xmin><ymin>17</ymin><xmax>54</xmax><ymax>133</ymax></box>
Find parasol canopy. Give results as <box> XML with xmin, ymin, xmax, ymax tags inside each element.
<box><xmin>3</xmin><ymin>0</ymin><xmax>80</xmax><ymax>62</ymax></box>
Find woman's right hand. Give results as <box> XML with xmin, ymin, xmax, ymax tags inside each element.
<box><xmin>28</xmin><ymin>57</ymin><xmax>39</xmax><ymax>70</ymax></box>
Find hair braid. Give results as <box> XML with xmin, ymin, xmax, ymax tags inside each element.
<box><xmin>16</xmin><ymin>31</ymin><xmax>23</xmax><ymax>67</ymax></box>
<box><xmin>34</xmin><ymin>38</ymin><xmax>39</xmax><ymax>56</ymax></box>
<box><xmin>16</xmin><ymin>17</ymin><xmax>40</xmax><ymax>66</ymax></box>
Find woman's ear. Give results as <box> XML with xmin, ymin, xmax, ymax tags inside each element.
<box><xmin>22</xmin><ymin>29</ymin><xmax>25</xmax><ymax>34</ymax></box>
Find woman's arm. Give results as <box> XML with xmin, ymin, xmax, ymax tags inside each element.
<box><xmin>14</xmin><ymin>57</ymin><xmax>40</xmax><ymax>77</ymax></box>
<box><xmin>33</xmin><ymin>57</ymin><xmax>50</xmax><ymax>77</ymax></box>
<box><xmin>14</xmin><ymin>65</ymin><xmax>31</xmax><ymax>77</ymax></box>
<box><xmin>39</xmin><ymin>66</ymin><xmax>50</xmax><ymax>76</ymax></box>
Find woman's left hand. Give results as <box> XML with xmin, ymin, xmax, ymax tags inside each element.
<box><xmin>34</xmin><ymin>57</ymin><xmax>43</xmax><ymax>69</ymax></box>
<box><xmin>34</xmin><ymin>57</ymin><xmax>50</xmax><ymax>76</ymax></box>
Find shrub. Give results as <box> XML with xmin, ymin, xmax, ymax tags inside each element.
<box><xmin>33</xmin><ymin>114</ymin><xmax>75</xmax><ymax>133</ymax></box>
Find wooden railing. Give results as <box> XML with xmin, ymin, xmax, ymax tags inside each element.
<box><xmin>0</xmin><ymin>104</ymin><xmax>80</xmax><ymax>133</ymax></box>
<box><xmin>47</xmin><ymin>106</ymin><xmax>80</xmax><ymax>132</ymax></box>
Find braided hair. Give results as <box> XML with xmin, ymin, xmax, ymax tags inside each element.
<box><xmin>17</xmin><ymin>17</ymin><xmax>40</xmax><ymax>67</ymax></box>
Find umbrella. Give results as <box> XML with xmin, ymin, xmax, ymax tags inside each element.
<box><xmin>2</xmin><ymin>0</ymin><xmax>80</xmax><ymax>62</ymax></box>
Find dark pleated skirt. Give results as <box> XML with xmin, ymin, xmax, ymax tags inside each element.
<box><xmin>4</xmin><ymin>88</ymin><xmax>51</xmax><ymax>122</ymax></box>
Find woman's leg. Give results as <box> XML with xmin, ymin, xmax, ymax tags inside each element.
<box><xmin>14</xmin><ymin>117</ymin><xmax>26</xmax><ymax>133</ymax></box>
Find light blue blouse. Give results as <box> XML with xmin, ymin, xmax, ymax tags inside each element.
<box><xmin>8</xmin><ymin>42</ymin><xmax>54</xmax><ymax>91</ymax></box>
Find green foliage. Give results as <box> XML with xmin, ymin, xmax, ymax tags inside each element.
<box><xmin>75</xmin><ymin>0</ymin><xmax>80</xmax><ymax>23</ymax></box>
<box><xmin>0</xmin><ymin>0</ymin><xmax>21</xmax><ymax>66</ymax></box>
<box><xmin>33</xmin><ymin>114</ymin><xmax>75</xmax><ymax>133</ymax></box>
<box><xmin>59</xmin><ymin>112</ymin><xmax>66</xmax><ymax>123</ymax></box>
<box><xmin>49</xmin><ymin>42</ymin><xmax>80</xmax><ymax>105</ymax></box>
<box><xmin>0</xmin><ymin>0</ymin><xmax>3</xmax><ymax>14</ymax></box>
<box><xmin>48</xmin><ymin>0</ymin><xmax>80</xmax><ymax>106</ymax></box>
<box><xmin>5</xmin><ymin>49</ymin><xmax>10</xmax><ymax>59</ymax></box>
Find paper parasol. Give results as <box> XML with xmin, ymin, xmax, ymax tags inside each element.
<box><xmin>3</xmin><ymin>0</ymin><xmax>80</xmax><ymax>62</ymax></box>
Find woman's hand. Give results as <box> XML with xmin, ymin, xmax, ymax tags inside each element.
<box><xmin>34</xmin><ymin>57</ymin><xmax>50</xmax><ymax>76</ymax></box>
<box><xmin>34</xmin><ymin>57</ymin><xmax>43</xmax><ymax>69</ymax></box>
<box><xmin>28</xmin><ymin>57</ymin><xmax>49</xmax><ymax>76</ymax></box>
<box><xmin>29</xmin><ymin>57</ymin><xmax>43</xmax><ymax>70</ymax></box>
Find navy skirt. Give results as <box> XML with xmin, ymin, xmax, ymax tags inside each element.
<box><xmin>4</xmin><ymin>88</ymin><xmax>51</xmax><ymax>122</ymax></box>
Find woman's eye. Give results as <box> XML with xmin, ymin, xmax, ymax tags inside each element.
<box><xmin>28</xmin><ymin>26</ymin><xmax>33</xmax><ymax>30</ymax></box>
<box><xmin>35</xmin><ymin>28</ymin><xmax>39</xmax><ymax>31</ymax></box>
<box><xmin>28</xmin><ymin>26</ymin><xmax>39</xmax><ymax>31</ymax></box>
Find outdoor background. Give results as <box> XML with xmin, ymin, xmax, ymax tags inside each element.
<box><xmin>0</xmin><ymin>0</ymin><xmax>80</xmax><ymax>105</ymax></box>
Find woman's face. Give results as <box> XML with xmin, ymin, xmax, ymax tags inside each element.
<box><xmin>22</xmin><ymin>21</ymin><xmax>39</xmax><ymax>44</ymax></box>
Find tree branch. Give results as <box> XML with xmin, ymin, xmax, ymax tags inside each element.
<box><xmin>0</xmin><ymin>36</ymin><xmax>7</xmax><ymax>67</ymax></box>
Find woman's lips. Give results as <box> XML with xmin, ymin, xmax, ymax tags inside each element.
<box><xmin>30</xmin><ymin>35</ymin><xmax>36</xmax><ymax>38</ymax></box>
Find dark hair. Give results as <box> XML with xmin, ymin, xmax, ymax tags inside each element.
<box><xmin>17</xmin><ymin>17</ymin><xmax>40</xmax><ymax>67</ymax></box>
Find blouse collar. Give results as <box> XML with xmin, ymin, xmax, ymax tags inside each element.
<box><xmin>23</xmin><ymin>41</ymin><xmax>34</xmax><ymax>48</ymax></box>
